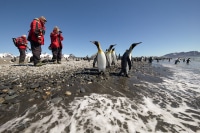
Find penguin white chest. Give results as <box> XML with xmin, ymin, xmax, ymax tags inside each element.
<box><xmin>112</xmin><ymin>51</ymin><xmax>116</xmax><ymax>63</ymax></box>
<box><xmin>97</xmin><ymin>51</ymin><xmax>106</xmax><ymax>72</ymax></box>
<box><xmin>106</xmin><ymin>52</ymin><xmax>112</xmax><ymax>66</ymax></box>
<box><xmin>126</xmin><ymin>53</ymin><xmax>132</xmax><ymax>73</ymax></box>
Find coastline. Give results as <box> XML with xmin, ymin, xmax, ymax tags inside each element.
<box><xmin>0</xmin><ymin>59</ymin><xmax>164</xmax><ymax>121</ymax></box>
<box><xmin>1</xmin><ymin>58</ymin><xmax>199</xmax><ymax>133</ymax></box>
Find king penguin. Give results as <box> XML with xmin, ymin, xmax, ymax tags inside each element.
<box><xmin>90</xmin><ymin>41</ymin><xmax>107</xmax><ymax>73</ymax></box>
<box><xmin>111</xmin><ymin>48</ymin><xmax>117</xmax><ymax>65</ymax></box>
<box><xmin>105</xmin><ymin>44</ymin><xmax>116</xmax><ymax>67</ymax></box>
<box><xmin>119</xmin><ymin>42</ymin><xmax>142</xmax><ymax>77</ymax></box>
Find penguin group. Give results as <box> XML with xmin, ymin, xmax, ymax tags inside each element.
<box><xmin>105</xmin><ymin>44</ymin><xmax>116</xmax><ymax>68</ymax></box>
<box><xmin>91</xmin><ymin>41</ymin><xmax>142</xmax><ymax>77</ymax></box>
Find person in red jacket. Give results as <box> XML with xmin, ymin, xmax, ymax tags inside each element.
<box><xmin>13</xmin><ymin>35</ymin><xmax>28</xmax><ymax>65</ymax></box>
<box><xmin>49</xmin><ymin>26</ymin><xmax>64</xmax><ymax>64</ymax></box>
<box><xmin>28</xmin><ymin>16</ymin><xmax>47</xmax><ymax>66</ymax></box>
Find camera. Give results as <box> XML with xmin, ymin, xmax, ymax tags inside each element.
<box><xmin>59</xmin><ymin>31</ymin><xmax>62</xmax><ymax>33</ymax></box>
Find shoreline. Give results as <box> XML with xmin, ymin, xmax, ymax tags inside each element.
<box><xmin>0</xmin><ymin>59</ymin><xmax>167</xmax><ymax>116</ymax></box>
<box><xmin>0</xmin><ymin>58</ymin><xmax>181</xmax><ymax>132</ymax></box>
<box><xmin>0</xmin><ymin>60</ymin><xmax>164</xmax><ymax>113</ymax></box>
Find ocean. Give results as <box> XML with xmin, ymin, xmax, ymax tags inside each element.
<box><xmin>0</xmin><ymin>57</ymin><xmax>200</xmax><ymax>133</ymax></box>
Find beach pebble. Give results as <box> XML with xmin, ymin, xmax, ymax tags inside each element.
<box><xmin>30</xmin><ymin>83</ymin><xmax>40</xmax><ymax>89</ymax></box>
<box><xmin>7</xmin><ymin>90</ymin><xmax>16</xmax><ymax>96</ymax></box>
<box><xmin>65</xmin><ymin>91</ymin><xmax>72</xmax><ymax>96</ymax></box>
<box><xmin>0</xmin><ymin>97</ymin><xmax>5</xmax><ymax>103</ymax></box>
<box><xmin>28</xmin><ymin>98</ymin><xmax>35</xmax><ymax>102</ymax></box>
<box><xmin>80</xmin><ymin>88</ymin><xmax>86</xmax><ymax>93</ymax></box>
<box><xmin>45</xmin><ymin>91</ymin><xmax>51</xmax><ymax>96</ymax></box>
<box><xmin>0</xmin><ymin>86</ymin><xmax>7</xmax><ymax>91</ymax></box>
<box><xmin>4</xmin><ymin>94</ymin><xmax>18</xmax><ymax>100</ymax></box>
<box><xmin>19</xmin><ymin>89</ymin><xmax>26</xmax><ymax>93</ymax></box>
<box><xmin>42</xmin><ymin>95</ymin><xmax>48</xmax><ymax>100</ymax></box>
<box><xmin>133</xmin><ymin>84</ymin><xmax>141</xmax><ymax>87</ymax></box>
<box><xmin>51</xmin><ymin>97</ymin><xmax>63</xmax><ymax>104</ymax></box>
<box><xmin>2</xmin><ymin>89</ymin><xmax>9</xmax><ymax>93</ymax></box>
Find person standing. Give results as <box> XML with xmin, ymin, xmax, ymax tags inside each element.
<box><xmin>12</xmin><ymin>35</ymin><xmax>28</xmax><ymax>65</ymax></box>
<box><xmin>28</xmin><ymin>16</ymin><xmax>47</xmax><ymax>66</ymax></box>
<box><xmin>49</xmin><ymin>26</ymin><xmax>64</xmax><ymax>64</ymax></box>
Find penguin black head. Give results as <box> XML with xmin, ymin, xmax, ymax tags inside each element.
<box><xmin>108</xmin><ymin>44</ymin><xmax>116</xmax><ymax>51</ymax></box>
<box><xmin>130</xmin><ymin>42</ymin><xmax>142</xmax><ymax>50</ymax></box>
<box><xmin>90</xmin><ymin>41</ymin><xmax>99</xmax><ymax>46</ymax></box>
<box><xmin>90</xmin><ymin>41</ymin><xmax>101</xmax><ymax>50</ymax></box>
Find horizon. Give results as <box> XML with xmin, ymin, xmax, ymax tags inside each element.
<box><xmin>0</xmin><ymin>50</ymin><xmax>199</xmax><ymax>58</ymax></box>
<box><xmin>0</xmin><ymin>0</ymin><xmax>200</xmax><ymax>57</ymax></box>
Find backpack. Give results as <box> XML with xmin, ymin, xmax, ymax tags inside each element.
<box><xmin>12</xmin><ymin>37</ymin><xmax>23</xmax><ymax>47</ymax></box>
<box><xmin>12</xmin><ymin>38</ymin><xmax>18</xmax><ymax>47</ymax></box>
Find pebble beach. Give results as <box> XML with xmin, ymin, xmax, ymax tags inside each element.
<box><xmin>0</xmin><ymin>57</ymin><xmax>199</xmax><ymax>133</ymax></box>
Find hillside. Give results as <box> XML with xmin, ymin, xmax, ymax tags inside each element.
<box><xmin>162</xmin><ymin>51</ymin><xmax>200</xmax><ymax>58</ymax></box>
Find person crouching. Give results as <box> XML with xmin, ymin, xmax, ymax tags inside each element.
<box><xmin>49</xmin><ymin>26</ymin><xmax>64</xmax><ymax>64</ymax></box>
<box><xmin>13</xmin><ymin>35</ymin><xmax>28</xmax><ymax>65</ymax></box>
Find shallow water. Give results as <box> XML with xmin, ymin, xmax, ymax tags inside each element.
<box><xmin>0</xmin><ymin>59</ymin><xmax>200</xmax><ymax>133</ymax></box>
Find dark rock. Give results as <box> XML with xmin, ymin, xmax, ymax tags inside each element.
<box><xmin>30</xmin><ymin>83</ymin><xmax>40</xmax><ymax>89</ymax></box>
<box><xmin>80</xmin><ymin>87</ymin><xmax>86</xmax><ymax>93</ymax></box>
<box><xmin>4</xmin><ymin>94</ymin><xmax>19</xmax><ymax>100</ymax></box>
<box><xmin>0</xmin><ymin>85</ymin><xmax>9</xmax><ymax>90</ymax></box>
<box><xmin>51</xmin><ymin>97</ymin><xmax>63</xmax><ymax>104</ymax></box>
<box><xmin>7</xmin><ymin>90</ymin><xmax>17</xmax><ymax>96</ymax></box>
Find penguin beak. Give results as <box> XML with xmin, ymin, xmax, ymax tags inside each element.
<box><xmin>113</xmin><ymin>44</ymin><xmax>117</xmax><ymax>48</ymax></box>
<box><xmin>90</xmin><ymin>41</ymin><xmax>95</xmax><ymax>44</ymax></box>
<box><xmin>112</xmin><ymin>44</ymin><xmax>117</xmax><ymax>47</ymax></box>
<box><xmin>90</xmin><ymin>41</ymin><xmax>96</xmax><ymax>45</ymax></box>
<box><xmin>132</xmin><ymin>42</ymin><xmax>142</xmax><ymax>46</ymax></box>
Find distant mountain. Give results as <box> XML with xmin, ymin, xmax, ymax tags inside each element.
<box><xmin>0</xmin><ymin>52</ymin><xmax>70</xmax><ymax>59</ymax></box>
<box><xmin>18</xmin><ymin>52</ymin><xmax>53</xmax><ymax>59</ymax></box>
<box><xmin>0</xmin><ymin>53</ymin><xmax>15</xmax><ymax>58</ymax></box>
<box><xmin>68</xmin><ymin>54</ymin><xmax>76</xmax><ymax>58</ymax></box>
<box><xmin>162</xmin><ymin>51</ymin><xmax>200</xmax><ymax>58</ymax></box>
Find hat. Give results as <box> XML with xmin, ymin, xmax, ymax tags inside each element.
<box><xmin>22</xmin><ymin>35</ymin><xmax>26</xmax><ymax>37</ymax></box>
<box><xmin>40</xmin><ymin>16</ymin><xmax>47</xmax><ymax>22</ymax></box>
<box><xmin>53</xmin><ymin>26</ymin><xmax>60</xmax><ymax>31</ymax></box>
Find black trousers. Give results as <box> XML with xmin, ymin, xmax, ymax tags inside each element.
<box><xmin>18</xmin><ymin>48</ymin><xmax>26</xmax><ymax>63</ymax></box>
<box><xmin>30</xmin><ymin>41</ymin><xmax>41</xmax><ymax>65</ymax></box>
<box><xmin>52</xmin><ymin>48</ymin><xmax>62</xmax><ymax>62</ymax></box>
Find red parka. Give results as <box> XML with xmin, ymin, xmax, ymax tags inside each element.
<box><xmin>16</xmin><ymin>36</ymin><xmax>28</xmax><ymax>49</ymax></box>
<box><xmin>28</xmin><ymin>18</ymin><xmax>46</xmax><ymax>45</ymax></box>
<box><xmin>50</xmin><ymin>32</ymin><xmax>64</xmax><ymax>48</ymax></box>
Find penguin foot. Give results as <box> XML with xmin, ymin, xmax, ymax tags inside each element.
<box><xmin>118</xmin><ymin>71</ymin><xmax>123</xmax><ymax>76</ymax></box>
<box><xmin>98</xmin><ymin>71</ymin><xmax>105</xmax><ymax>75</ymax></box>
<box><xmin>125</xmin><ymin>74</ymin><xmax>130</xmax><ymax>78</ymax></box>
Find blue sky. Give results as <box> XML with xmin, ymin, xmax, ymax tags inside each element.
<box><xmin>0</xmin><ymin>0</ymin><xmax>199</xmax><ymax>57</ymax></box>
